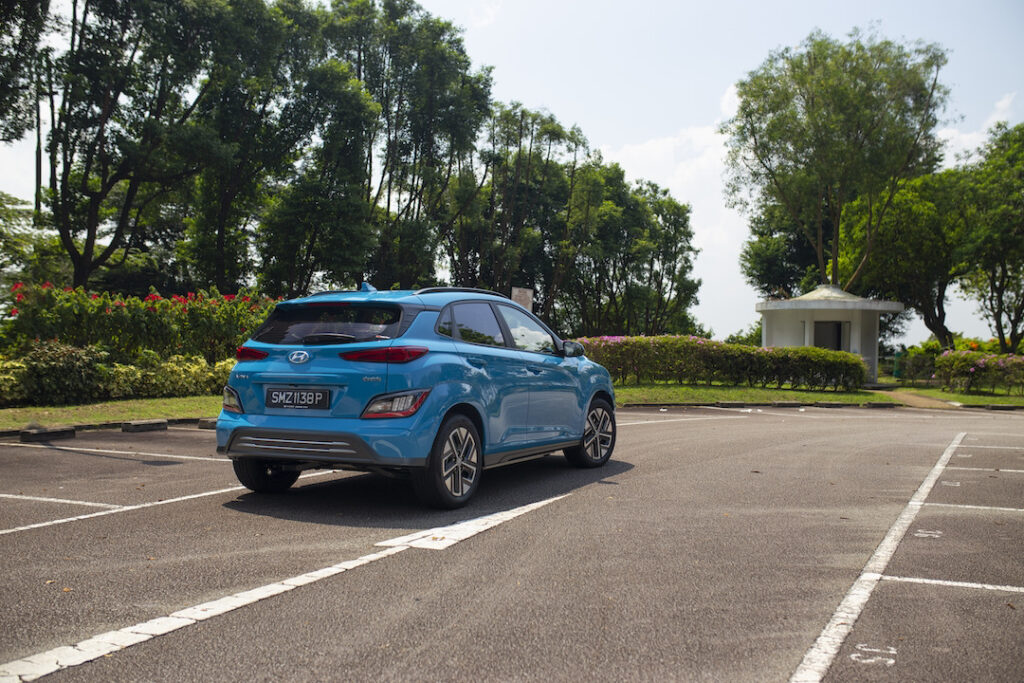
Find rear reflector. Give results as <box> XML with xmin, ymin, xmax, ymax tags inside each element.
<box><xmin>341</xmin><ymin>346</ymin><xmax>428</xmax><ymax>363</ymax></box>
<box><xmin>236</xmin><ymin>346</ymin><xmax>269</xmax><ymax>361</ymax></box>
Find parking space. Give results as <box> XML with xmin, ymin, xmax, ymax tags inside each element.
<box><xmin>1</xmin><ymin>407</ymin><xmax>1022</xmax><ymax>681</ymax></box>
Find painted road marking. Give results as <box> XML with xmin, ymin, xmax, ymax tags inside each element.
<box><xmin>6</xmin><ymin>442</ymin><xmax>227</xmax><ymax>463</ymax></box>
<box><xmin>881</xmin><ymin>575</ymin><xmax>1024</xmax><ymax>594</ymax></box>
<box><xmin>0</xmin><ymin>471</ymin><xmax>336</xmax><ymax>537</ymax></box>
<box><xmin>377</xmin><ymin>495</ymin><xmax>569</xmax><ymax>550</ymax></box>
<box><xmin>789</xmin><ymin>432</ymin><xmax>966</xmax><ymax>683</ymax></box>
<box><xmin>948</xmin><ymin>466</ymin><xmax>1024</xmax><ymax>474</ymax></box>
<box><xmin>954</xmin><ymin>445</ymin><xmax>1024</xmax><ymax>450</ymax></box>
<box><xmin>618</xmin><ymin>415</ymin><xmax>746</xmax><ymax>426</ymax></box>
<box><xmin>0</xmin><ymin>494</ymin><xmax>123</xmax><ymax>509</ymax></box>
<box><xmin>0</xmin><ymin>495</ymin><xmax>568</xmax><ymax>682</ymax></box>
<box><xmin>923</xmin><ymin>502</ymin><xmax>1024</xmax><ymax>513</ymax></box>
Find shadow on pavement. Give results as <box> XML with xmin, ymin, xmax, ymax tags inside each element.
<box><xmin>222</xmin><ymin>455</ymin><xmax>633</xmax><ymax>531</ymax></box>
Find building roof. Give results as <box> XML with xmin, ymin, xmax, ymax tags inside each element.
<box><xmin>755</xmin><ymin>285</ymin><xmax>904</xmax><ymax>313</ymax></box>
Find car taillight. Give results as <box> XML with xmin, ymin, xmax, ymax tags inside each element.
<box><xmin>362</xmin><ymin>390</ymin><xmax>430</xmax><ymax>418</ymax></box>
<box><xmin>341</xmin><ymin>346</ymin><xmax>428</xmax><ymax>363</ymax></box>
<box><xmin>236</xmin><ymin>346</ymin><xmax>269</xmax><ymax>361</ymax></box>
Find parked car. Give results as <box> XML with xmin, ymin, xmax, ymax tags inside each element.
<box><xmin>217</xmin><ymin>285</ymin><xmax>616</xmax><ymax>508</ymax></box>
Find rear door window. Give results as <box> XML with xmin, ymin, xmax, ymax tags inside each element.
<box><xmin>450</xmin><ymin>303</ymin><xmax>505</xmax><ymax>347</ymax></box>
<box><xmin>252</xmin><ymin>304</ymin><xmax>402</xmax><ymax>345</ymax></box>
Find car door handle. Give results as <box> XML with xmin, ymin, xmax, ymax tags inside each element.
<box><xmin>526</xmin><ymin>367</ymin><xmax>543</xmax><ymax>375</ymax></box>
<box><xmin>467</xmin><ymin>358</ymin><xmax>487</xmax><ymax>368</ymax></box>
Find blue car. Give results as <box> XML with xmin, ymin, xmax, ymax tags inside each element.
<box><xmin>217</xmin><ymin>286</ymin><xmax>616</xmax><ymax>508</ymax></box>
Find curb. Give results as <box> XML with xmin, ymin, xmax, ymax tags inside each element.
<box><xmin>1</xmin><ymin>418</ymin><xmax>218</xmax><ymax>441</ymax></box>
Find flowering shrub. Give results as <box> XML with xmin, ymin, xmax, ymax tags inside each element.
<box><xmin>934</xmin><ymin>350</ymin><xmax>1024</xmax><ymax>395</ymax></box>
<box><xmin>576</xmin><ymin>335</ymin><xmax>866</xmax><ymax>391</ymax></box>
<box><xmin>2</xmin><ymin>283</ymin><xmax>277</xmax><ymax>363</ymax></box>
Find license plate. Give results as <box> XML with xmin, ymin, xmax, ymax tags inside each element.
<box><xmin>265</xmin><ymin>387</ymin><xmax>330</xmax><ymax>410</ymax></box>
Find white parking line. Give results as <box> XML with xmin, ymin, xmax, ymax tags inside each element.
<box><xmin>0</xmin><ymin>494</ymin><xmax>123</xmax><ymax>510</ymax></box>
<box><xmin>0</xmin><ymin>471</ymin><xmax>337</xmax><ymax>537</ymax></box>
<box><xmin>955</xmin><ymin>445</ymin><xmax>1024</xmax><ymax>450</ymax></box>
<box><xmin>881</xmin><ymin>575</ymin><xmax>1024</xmax><ymax>594</ymax></box>
<box><xmin>789</xmin><ymin>432</ymin><xmax>966</xmax><ymax>683</ymax></box>
<box><xmin>947</xmin><ymin>466</ymin><xmax>1024</xmax><ymax>474</ymax></box>
<box><xmin>923</xmin><ymin>502</ymin><xmax>1024</xmax><ymax>513</ymax></box>
<box><xmin>7</xmin><ymin>442</ymin><xmax>227</xmax><ymax>463</ymax></box>
<box><xmin>0</xmin><ymin>494</ymin><xmax>568</xmax><ymax>682</ymax></box>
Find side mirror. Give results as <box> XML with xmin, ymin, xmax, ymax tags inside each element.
<box><xmin>562</xmin><ymin>340</ymin><xmax>585</xmax><ymax>358</ymax></box>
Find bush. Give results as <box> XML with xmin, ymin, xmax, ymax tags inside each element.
<box><xmin>0</xmin><ymin>342</ymin><xmax>238</xmax><ymax>407</ymax></box>
<box><xmin>576</xmin><ymin>335</ymin><xmax>866</xmax><ymax>391</ymax></box>
<box><xmin>1</xmin><ymin>282</ymin><xmax>277</xmax><ymax>363</ymax></box>
<box><xmin>19</xmin><ymin>342</ymin><xmax>110</xmax><ymax>406</ymax></box>
<box><xmin>934</xmin><ymin>350</ymin><xmax>1024</xmax><ymax>395</ymax></box>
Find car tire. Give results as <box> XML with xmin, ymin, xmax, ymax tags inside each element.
<box><xmin>564</xmin><ymin>398</ymin><xmax>616</xmax><ymax>468</ymax></box>
<box><xmin>232</xmin><ymin>459</ymin><xmax>300</xmax><ymax>493</ymax></box>
<box><xmin>412</xmin><ymin>414</ymin><xmax>482</xmax><ymax>509</ymax></box>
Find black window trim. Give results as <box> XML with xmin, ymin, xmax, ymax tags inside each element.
<box><xmin>434</xmin><ymin>299</ymin><xmax>566</xmax><ymax>355</ymax></box>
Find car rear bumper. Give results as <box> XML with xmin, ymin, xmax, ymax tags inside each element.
<box><xmin>216</xmin><ymin>412</ymin><xmax>431</xmax><ymax>469</ymax></box>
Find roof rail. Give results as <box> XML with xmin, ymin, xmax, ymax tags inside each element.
<box><xmin>414</xmin><ymin>287</ymin><xmax>509</xmax><ymax>299</ymax></box>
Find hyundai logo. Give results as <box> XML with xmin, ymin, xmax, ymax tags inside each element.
<box><xmin>288</xmin><ymin>350</ymin><xmax>310</xmax><ymax>364</ymax></box>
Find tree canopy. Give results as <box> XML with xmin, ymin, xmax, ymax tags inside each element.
<box><xmin>722</xmin><ymin>29</ymin><xmax>949</xmax><ymax>290</ymax></box>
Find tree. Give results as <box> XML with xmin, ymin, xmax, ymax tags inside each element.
<box><xmin>962</xmin><ymin>122</ymin><xmax>1024</xmax><ymax>353</ymax></box>
<box><xmin>44</xmin><ymin>0</ymin><xmax>224</xmax><ymax>287</ymax></box>
<box><xmin>840</xmin><ymin>171</ymin><xmax>971</xmax><ymax>349</ymax></box>
<box><xmin>180</xmin><ymin>0</ymin><xmax>327</xmax><ymax>292</ymax></box>
<box><xmin>0</xmin><ymin>0</ymin><xmax>49</xmax><ymax>142</ymax></box>
<box><xmin>721</xmin><ymin>29</ymin><xmax>949</xmax><ymax>290</ymax></box>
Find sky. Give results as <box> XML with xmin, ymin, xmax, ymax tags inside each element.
<box><xmin>2</xmin><ymin>0</ymin><xmax>1022</xmax><ymax>344</ymax></box>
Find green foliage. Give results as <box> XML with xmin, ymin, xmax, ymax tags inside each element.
<box><xmin>934</xmin><ymin>350</ymin><xmax>1024</xmax><ymax>395</ymax></box>
<box><xmin>2</xmin><ymin>283</ymin><xmax>276</xmax><ymax>363</ymax></box>
<box><xmin>577</xmin><ymin>335</ymin><xmax>866</xmax><ymax>391</ymax></box>
<box><xmin>17</xmin><ymin>342</ymin><xmax>109</xmax><ymax>406</ymax></box>
<box><xmin>722</xmin><ymin>28</ymin><xmax>949</xmax><ymax>289</ymax></box>
<box><xmin>0</xmin><ymin>0</ymin><xmax>49</xmax><ymax>142</ymax></box>
<box><xmin>961</xmin><ymin>122</ymin><xmax>1024</xmax><ymax>354</ymax></box>
<box><xmin>725</xmin><ymin>322</ymin><xmax>763</xmax><ymax>346</ymax></box>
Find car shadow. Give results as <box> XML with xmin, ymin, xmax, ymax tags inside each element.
<box><xmin>222</xmin><ymin>455</ymin><xmax>634</xmax><ymax>530</ymax></box>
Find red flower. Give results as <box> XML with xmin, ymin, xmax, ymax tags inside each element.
<box><xmin>90</xmin><ymin>293</ymin><xmax>100</xmax><ymax>299</ymax></box>
<box><xmin>241</xmin><ymin>295</ymin><xmax>251</xmax><ymax>302</ymax></box>
<box><xmin>15</xmin><ymin>292</ymin><xmax>24</xmax><ymax>302</ymax></box>
<box><xmin>63</xmin><ymin>286</ymin><xmax>73</xmax><ymax>292</ymax></box>
<box><xmin>105</xmin><ymin>307</ymin><xmax>111</xmax><ymax>313</ymax></box>
<box><xmin>11</xmin><ymin>282</ymin><xmax>24</xmax><ymax>291</ymax></box>
<box><xmin>9</xmin><ymin>308</ymin><xmax>18</xmax><ymax>316</ymax></box>
<box><xmin>114</xmin><ymin>301</ymin><xmax>126</xmax><ymax>307</ymax></box>
<box><xmin>41</xmin><ymin>282</ymin><xmax>52</xmax><ymax>289</ymax></box>
<box><xmin>223</xmin><ymin>294</ymin><xmax>236</xmax><ymax>301</ymax></box>
<box><xmin>144</xmin><ymin>293</ymin><xmax>162</xmax><ymax>302</ymax></box>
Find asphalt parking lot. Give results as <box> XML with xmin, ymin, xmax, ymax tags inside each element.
<box><xmin>1</xmin><ymin>405</ymin><xmax>1021</xmax><ymax>682</ymax></box>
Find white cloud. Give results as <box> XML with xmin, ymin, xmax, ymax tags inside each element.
<box><xmin>938</xmin><ymin>92</ymin><xmax>1016</xmax><ymax>166</ymax></box>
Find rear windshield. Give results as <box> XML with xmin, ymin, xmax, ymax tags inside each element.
<box><xmin>251</xmin><ymin>304</ymin><xmax>402</xmax><ymax>345</ymax></box>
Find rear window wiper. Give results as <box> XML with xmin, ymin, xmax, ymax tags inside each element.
<box><xmin>300</xmin><ymin>333</ymin><xmax>356</xmax><ymax>345</ymax></box>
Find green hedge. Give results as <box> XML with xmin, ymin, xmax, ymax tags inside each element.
<box><xmin>934</xmin><ymin>350</ymin><xmax>1024</xmax><ymax>395</ymax></box>
<box><xmin>3</xmin><ymin>282</ymin><xmax>276</xmax><ymax>363</ymax></box>
<box><xmin>0</xmin><ymin>342</ymin><xmax>233</xmax><ymax>407</ymax></box>
<box><xmin>577</xmin><ymin>335</ymin><xmax>866</xmax><ymax>391</ymax></box>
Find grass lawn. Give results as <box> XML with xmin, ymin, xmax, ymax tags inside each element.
<box><xmin>0</xmin><ymin>395</ymin><xmax>222</xmax><ymax>432</ymax></box>
<box><xmin>4</xmin><ymin>383</ymin><xmax>1020</xmax><ymax>432</ymax></box>
<box><xmin>890</xmin><ymin>386</ymin><xmax>1024</xmax><ymax>406</ymax></box>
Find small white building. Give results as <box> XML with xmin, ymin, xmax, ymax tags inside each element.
<box><xmin>755</xmin><ymin>284</ymin><xmax>904</xmax><ymax>382</ymax></box>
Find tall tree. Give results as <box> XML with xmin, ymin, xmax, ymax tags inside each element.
<box><xmin>840</xmin><ymin>171</ymin><xmax>971</xmax><ymax>349</ymax></box>
<box><xmin>962</xmin><ymin>122</ymin><xmax>1024</xmax><ymax>353</ymax></box>
<box><xmin>45</xmin><ymin>0</ymin><xmax>223</xmax><ymax>286</ymax></box>
<box><xmin>721</xmin><ymin>29</ymin><xmax>949</xmax><ymax>289</ymax></box>
<box><xmin>0</xmin><ymin>0</ymin><xmax>50</xmax><ymax>142</ymax></box>
<box><xmin>180</xmin><ymin>0</ymin><xmax>327</xmax><ymax>292</ymax></box>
